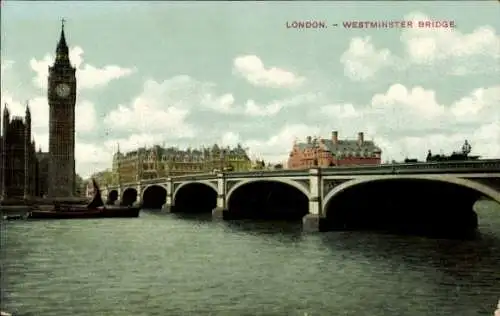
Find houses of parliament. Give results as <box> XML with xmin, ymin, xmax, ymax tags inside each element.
<box><xmin>1</xmin><ymin>21</ymin><xmax>77</xmax><ymax>202</ymax></box>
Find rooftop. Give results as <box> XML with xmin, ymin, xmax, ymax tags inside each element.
<box><xmin>114</xmin><ymin>144</ymin><xmax>250</xmax><ymax>161</ymax></box>
<box><xmin>295</xmin><ymin>132</ymin><xmax>382</xmax><ymax>155</ymax></box>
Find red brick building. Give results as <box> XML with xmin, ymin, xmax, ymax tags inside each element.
<box><xmin>287</xmin><ymin>131</ymin><xmax>382</xmax><ymax>169</ymax></box>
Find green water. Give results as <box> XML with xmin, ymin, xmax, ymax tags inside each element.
<box><xmin>1</xmin><ymin>201</ymin><xmax>500</xmax><ymax>316</ymax></box>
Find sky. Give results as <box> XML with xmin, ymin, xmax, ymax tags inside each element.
<box><xmin>1</xmin><ymin>1</ymin><xmax>499</xmax><ymax>178</ymax></box>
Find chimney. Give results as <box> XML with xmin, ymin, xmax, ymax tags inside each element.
<box><xmin>306</xmin><ymin>136</ymin><xmax>312</xmax><ymax>144</ymax></box>
<box><xmin>358</xmin><ymin>132</ymin><xmax>364</xmax><ymax>146</ymax></box>
<box><xmin>332</xmin><ymin>131</ymin><xmax>338</xmax><ymax>144</ymax></box>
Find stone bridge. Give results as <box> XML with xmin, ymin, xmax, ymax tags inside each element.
<box><xmin>102</xmin><ymin>160</ymin><xmax>500</xmax><ymax>233</ymax></box>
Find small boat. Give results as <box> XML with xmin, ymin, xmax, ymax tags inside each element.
<box><xmin>28</xmin><ymin>179</ymin><xmax>140</xmax><ymax>220</ymax></box>
<box><xmin>2</xmin><ymin>214</ymin><xmax>28</xmax><ymax>221</ymax></box>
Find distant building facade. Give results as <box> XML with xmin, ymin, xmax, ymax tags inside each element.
<box><xmin>0</xmin><ymin>104</ymin><xmax>48</xmax><ymax>200</ymax></box>
<box><xmin>101</xmin><ymin>144</ymin><xmax>252</xmax><ymax>186</ymax></box>
<box><xmin>287</xmin><ymin>131</ymin><xmax>382</xmax><ymax>169</ymax></box>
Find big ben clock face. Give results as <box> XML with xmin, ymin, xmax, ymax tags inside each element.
<box><xmin>55</xmin><ymin>83</ymin><xmax>71</xmax><ymax>98</ymax></box>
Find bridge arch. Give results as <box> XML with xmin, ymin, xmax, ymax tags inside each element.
<box><xmin>173</xmin><ymin>181</ymin><xmax>218</xmax><ymax>201</ymax></box>
<box><xmin>226</xmin><ymin>178</ymin><xmax>309</xmax><ymax>202</ymax></box>
<box><xmin>323</xmin><ymin>175</ymin><xmax>500</xmax><ymax>211</ymax></box>
<box><xmin>322</xmin><ymin>174</ymin><xmax>500</xmax><ymax>236</ymax></box>
<box><xmin>107</xmin><ymin>190</ymin><xmax>119</xmax><ymax>205</ymax></box>
<box><xmin>173</xmin><ymin>181</ymin><xmax>218</xmax><ymax>213</ymax></box>
<box><xmin>226</xmin><ymin>179</ymin><xmax>309</xmax><ymax>220</ymax></box>
<box><xmin>142</xmin><ymin>184</ymin><xmax>167</xmax><ymax>210</ymax></box>
<box><xmin>122</xmin><ymin>187</ymin><xmax>138</xmax><ymax>207</ymax></box>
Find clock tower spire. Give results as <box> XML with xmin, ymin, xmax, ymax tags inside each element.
<box><xmin>55</xmin><ymin>18</ymin><xmax>71</xmax><ymax>67</ymax></box>
<box><xmin>47</xmin><ymin>18</ymin><xmax>77</xmax><ymax>199</ymax></box>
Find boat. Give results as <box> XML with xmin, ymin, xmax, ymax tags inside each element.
<box><xmin>28</xmin><ymin>179</ymin><xmax>140</xmax><ymax>220</ymax></box>
<box><xmin>2</xmin><ymin>214</ymin><xmax>28</xmax><ymax>221</ymax></box>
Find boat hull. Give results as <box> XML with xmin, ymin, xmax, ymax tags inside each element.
<box><xmin>28</xmin><ymin>207</ymin><xmax>140</xmax><ymax>220</ymax></box>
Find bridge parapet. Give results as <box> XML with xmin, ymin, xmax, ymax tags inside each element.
<box><xmin>141</xmin><ymin>178</ymin><xmax>168</xmax><ymax>186</ymax></box>
<box><xmin>225</xmin><ymin>170</ymin><xmax>309</xmax><ymax>179</ymax></box>
<box><xmin>120</xmin><ymin>182</ymin><xmax>138</xmax><ymax>189</ymax></box>
<box><xmin>391</xmin><ymin>159</ymin><xmax>500</xmax><ymax>171</ymax></box>
<box><xmin>320</xmin><ymin>160</ymin><xmax>500</xmax><ymax>176</ymax></box>
<box><xmin>172</xmin><ymin>173</ymin><xmax>217</xmax><ymax>181</ymax></box>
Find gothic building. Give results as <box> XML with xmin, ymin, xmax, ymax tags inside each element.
<box><xmin>47</xmin><ymin>21</ymin><xmax>77</xmax><ymax>198</ymax></box>
<box><xmin>1</xmin><ymin>21</ymin><xmax>75</xmax><ymax>202</ymax></box>
<box><xmin>0</xmin><ymin>103</ymin><xmax>47</xmax><ymax>200</ymax></box>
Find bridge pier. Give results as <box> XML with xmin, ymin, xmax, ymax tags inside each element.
<box><xmin>302</xmin><ymin>168</ymin><xmax>322</xmax><ymax>232</ymax></box>
<box><xmin>132</xmin><ymin>182</ymin><xmax>143</xmax><ymax>207</ymax></box>
<box><xmin>212</xmin><ymin>173</ymin><xmax>228</xmax><ymax>219</ymax></box>
<box><xmin>161</xmin><ymin>204</ymin><xmax>174</xmax><ymax>213</ymax></box>
<box><xmin>302</xmin><ymin>168</ymin><xmax>338</xmax><ymax>232</ymax></box>
<box><xmin>161</xmin><ymin>178</ymin><xmax>174</xmax><ymax>213</ymax></box>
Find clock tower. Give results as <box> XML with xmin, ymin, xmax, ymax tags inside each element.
<box><xmin>47</xmin><ymin>19</ymin><xmax>77</xmax><ymax>198</ymax></box>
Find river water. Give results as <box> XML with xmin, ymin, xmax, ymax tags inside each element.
<box><xmin>1</xmin><ymin>201</ymin><xmax>500</xmax><ymax>316</ymax></box>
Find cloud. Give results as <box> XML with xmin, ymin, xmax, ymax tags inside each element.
<box><xmin>233</xmin><ymin>55</ymin><xmax>305</xmax><ymax>88</ymax></box>
<box><xmin>402</xmin><ymin>12</ymin><xmax>500</xmax><ymax>65</ymax></box>
<box><xmin>1</xmin><ymin>60</ymin><xmax>14</xmax><ymax>75</ymax></box>
<box><xmin>249</xmin><ymin>84</ymin><xmax>498</xmax><ymax>164</ymax></box>
<box><xmin>76</xmin><ymin>101</ymin><xmax>97</xmax><ymax>133</ymax></box>
<box><xmin>245</xmin><ymin>124</ymin><xmax>321</xmax><ymax>163</ymax></box>
<box><xmin>340</xmin><ymin>12</ymin><xmax>500</xmax><ymax>80</ymax></box>
<box><xmin>102</xmin><ymin>82</ymin><xmax>498</xmax><ymax>172</ymax></box>
<box><xmin>30</xmin><ymin>46</ymin><xmax>135</xmax><ymax>90</ymax></box>
<box><xmin>103</xmin><ymin>76</ymin><xmax>206</xmax><ymax>138</ymax></box>
<box><xmin>319</xmin><ymin>103</ymin><xmax>359</xmax><ymax>119</ymax></box>
<box><xmin>375</xmin><ymin>122</ymin><xmax>500</xmax><ymax>163</ymax></box>
<box><xmin>220</xmin><ymin>131</ymin><xmax>241</xmax><ymax>147</ymax></box>
<box><xmin>202</xmin><ymin>93</ymin><xmax>236</xmax><ymax>114</ymax></box>
<box><xmin>102</xmin><ymin>133</ymin><xmax>172</xmax><ymax>154</ymax></box>
<box><xmin>364</xmin><ymin>84</ymin><xmax>499</xmax><ymax>136</ymax></box>
<box><xmin>244</xmin><ymin>93</ymin><xmax>320</xmax><ymax>117</ymax></box>
<box><xmin>340</xmin><ymin>37</ymin><xmax>395</xmax><ymax>81</ymax></box>
<box><xmin>369</xmin><ymin>84</ymin><xmax>446</xmax><ymax>130</ymax></box>
<box><xmin>450</xmin><ymin>86</ymin><xmax>500</xmax><ymax>123</ymax></box>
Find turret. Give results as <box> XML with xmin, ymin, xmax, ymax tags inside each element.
<box><xmin>25</xmin><ymin>101</ymin><xmax>31</xmax><ymax>143</ymax></box>
<box><xmin>2</xmin><ymin>104</ymin><xmax>9</xmax><ymax>138</ymax></box>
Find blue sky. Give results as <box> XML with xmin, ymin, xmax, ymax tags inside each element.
<box><xmin>1</xmin><ymin>1</ymin><xmax>499</xmax><ymax>177</ymax></box>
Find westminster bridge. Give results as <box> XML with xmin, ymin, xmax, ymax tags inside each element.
<box><xmin>102</xmin><ymin>160</ymin><xmax>500</xmax><ymax>233</ymax></box>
